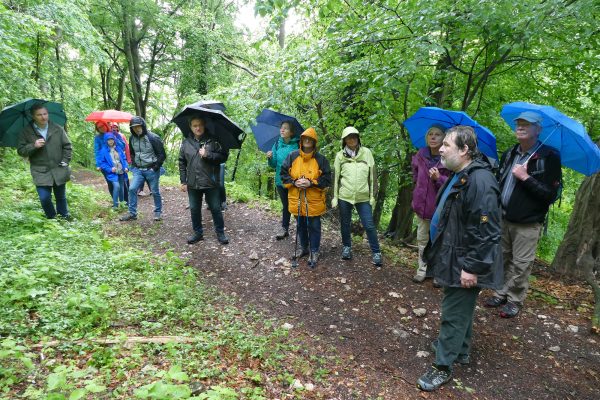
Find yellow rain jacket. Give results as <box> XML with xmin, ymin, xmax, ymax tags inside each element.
<box><xmin>280</xmin><ymin>127</ymin><xmax>332</xmax><ymax>217</ymax></box>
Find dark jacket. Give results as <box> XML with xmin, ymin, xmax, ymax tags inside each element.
<box><xmin>411</xmin><ymin>147</ymin><xmax>451</xmax><ymax>220</ymax></box>
<box><xmin>128</xmin><ymin>117</ymin><xmax>166</xmax><ymax>170</ymax></box>
<box><xmin>17</xmin><ymin>121</ymin><xmax>72</xmax><ymax>186</ymax></box>
<box><xmin>178</xmin><ymin>132</ymin><xmax>228</xmax><ymax>189</ymax></box>
<box><xmin>497</xmin><ymin>144</ymin><xmax>561</xmax><ymax>224</ymax></box>
<box><xmin>423</xmin><ymin>158</ymin><xmax>503</xmax><ymax>289</ymax></box>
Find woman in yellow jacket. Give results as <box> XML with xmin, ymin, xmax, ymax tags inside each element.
<box><xmin>331</xmin><ymin>126</ymin><xmax>382</xmax><ymax>267</ymax></box>
<box><xmin>281</xmin><ymin>127</ymin><xmax>332</xmax><ymax>268</ymax></box>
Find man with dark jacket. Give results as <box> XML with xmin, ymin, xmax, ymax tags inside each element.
<box><xmin>485</xmin><ymin>111</ymin><xmax>561</xmax><ymax>318</ymax></box>
<box><xmin>417</xmin><ymin>126</ymin><xmax>502</xmax><ymax>392</ymax></box>
<box><xmin>120</xmin><ymin>116</ymin><xmax>166</xmax><ymax>222</ymax></box>
<box><xmin>17</xmin><ymin>103</ymin><xmax>72</xmax><ymax>219</ymax></box>
<box><xmin>179</xmin><ymin>116</ymin><xmax>229</xmax><ymax>245</ymax></box>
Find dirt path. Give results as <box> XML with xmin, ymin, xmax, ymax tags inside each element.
<box><xmin>74</xmin><ymin>170</ymin><xmax>600</xmax><ymax>400</ymax></box>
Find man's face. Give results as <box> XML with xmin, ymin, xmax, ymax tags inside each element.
<box><xmin>190</xmin><ymin>119</ymin><xmax>205</xmax><ymax>136</ymax></box>
<box><xmin>515</xmin><ymin>119</ymin><xmax>540</xmax><ymax>143</ymax></box>
<box><xmin>32</xmin><ymin>107</ymin><xmax>49</xmax><ymax>127</ymax></box>
<box><xmin>439</xmin><ymin>132</ymin><xmax>465</xmax><ymax>172</ymax></box>
<box><xmin>132</xmin><ymin>125</ymin><xmax>143</xmax><ymax>135</ymax></box>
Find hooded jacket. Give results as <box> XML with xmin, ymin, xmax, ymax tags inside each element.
<box><xmin>17</xmin><ymin>120</ymin><xmax>72</xmax><ymax>186</ymax></box>
<box><xmin>497</xmin><ymin>143</ymin><xmax>561</xmax><ymax>224</ymax></box>
<box><xmin>97</xmin><ymin>133</ymin><xmax>129</xmax><ymax>182</ymax></box>
<box><xmin>423</xmin><ymin>158</ymin><xmax>503</xmax><ymax>289</ymax></box>
<box><xmin>94</xmin><ymin>122</ymin><xmax>129</xmax><ymax>167</ymax></box>
<box><xmin>411</xmin><ymin>147</ymin><xmax>451</xmax><ymax>220</ymax></box>
<box><xmin>332</xmin><ymin>129</ymin><xmax>377</xmax><ymax>206</ymax></box>
<box><xmin>178</xmin><ymin>130</ymin><xmax>228</xmax><ymax>190</ymax></box>
<box><xmin>128</xmin><ymin>116</ymin><xmax>166</xmax><ymax>170</ymax></box>
<box><xmin>280</xmin><ymin>128</ymin><xmax>332</xmax><ymax>217</ymax></box>
<box><xmin>268</xmin><ymin>135</ymin><xmax>300</xmax><ymax>187</ymax></box>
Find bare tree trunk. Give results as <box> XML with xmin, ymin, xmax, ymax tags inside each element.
<box><xmin>373</xmin><ymin>168</ymin><xmax>389</xmax><ymax>228</ymax></box>
<box><xmin>277</xmin><ymin>18</ymin><xmax>286</xmax><ymax>48</ymax></box>
<box><xmin>551</xmin><ymin>159</ymin><xmax>600</xmax><ymax>333</ymax></box>
<box><xmin>54</xmin><ymin>31</ymin><xmax>64</xmax><ymax>103</ymax></box>
<box><xmin>386</xmin><ymin>174</ymin><xmax>415</xmax><ymax>243</ymax></box>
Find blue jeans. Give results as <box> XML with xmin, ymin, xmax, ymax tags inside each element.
<box><xmin>297</xmin><ymin>215</ymin><xmax>321</xmax><ymax>252</ymax></box>
<box><xmin>339</xmin><ymin>199</ymin><xmax>380</xmax><ymax>253</ymax></box>
<box><xmin>111</xmin><ymin>174</ymin><xmax>126</xmax><ymax>208</ymax></box>
<box><xmin>128</xmin><ymin>168</ymin><xmax>162</xmax><ymax>216</ymax></box>
<box><xmin>36</xmin><ymin>184</ymin><xmax>69</xmax><ymax>218</ymax></box>
<box><xmin>187</xmin><ymin>187</ymin><xmax>225</xmax><ymax>234</ymax></box>
<box><xmin>276</xmin><ymin>185</ymin><xmax>291</xmax><ymax>230</ymax></box>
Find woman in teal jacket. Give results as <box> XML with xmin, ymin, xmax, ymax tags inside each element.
<box><xmin>267</xmin><ymin>121</ymin><xmax>300</xmax><ymax>239</ymax></box>
<box><xmin>332</xmin><ymin>126</ymin><xmax>382</xmax><ymax>267</ymax></box>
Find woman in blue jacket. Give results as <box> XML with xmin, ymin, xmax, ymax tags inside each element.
<box><xmin>267</xmin><ymin>121</ymin><xmax>300</xmax><ymax>240</ymax></box>
<box><xmin>98</xmin><ymin>133</ymin><xmax>129</xmax><ymax>209</ymax></box>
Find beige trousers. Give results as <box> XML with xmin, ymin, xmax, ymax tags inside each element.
<box><xmin>415</xmin><ymin>216</ymin><xmax>431</xmax><ymax>277</ymax></box>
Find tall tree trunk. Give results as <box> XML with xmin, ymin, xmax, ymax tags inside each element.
<box><xmin>54</xmin><ymin>33</ymin><xmax>64</xmax><ymax>103</ymax></box>
<box><xmin>373</xmin><ymin>168</ymin><xmax>389</xmax><ymax>228</ymax></box>
<box><xmin>551</xmin><ymin>163</ymin><xmax>600</xmax><ymax>333</ymax></box>
<box><xmin>277</xmin><ymin>18</ymin><xmax>286</xmax><ymax>48</ymax></box>
<box><xmin>120</xmin><ymin>0</ymin><xmax>144</xmax><ymax>117</ymax></box>
<box><xmin>385</xmin><ymin>170</ymin><xmax>415</xmax><ymax>243</ymax></box>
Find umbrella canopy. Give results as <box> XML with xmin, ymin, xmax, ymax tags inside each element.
<box><xmin>189</xmin><ymin>100</ymin><xmax>226</xmax><ymax>112</ymax></box>
<box><xmin>250</xmin><ymin>109</ymin><xmax>305</xmax><ymax>152</ymax></box>
<box><xmin>85</xmin><ymin>109</ymin><xmax>133</xmax><ymax>123</ymax></box>
<box><xmin>0</xmin><ymin>98</ymin><xmax>67</xmax><ymax>148</ymax></box>
<box><xmin>172</xmin><ymin>105</ymin><xmax>243</xmax><ymax>151</ymax></box>
<box><xmin>403</xmin><ymin>107</ymin><xmax>498</xmax><ymax>160</ymax></box>
<box><xmin>500</xmin><ymin>102</ymin><xmax>600</xmax><ymax>176</ymax></box>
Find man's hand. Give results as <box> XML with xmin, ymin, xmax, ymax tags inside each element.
<box><xmin>266</xmin><ymin>151</ymin><xmax>273</xmax><ymax>159</ymax></box>
<box><xmin>460</xmin><ymin>270</ymin><xmax>478</xmax><ymax>288</ymax></box>
<box><xmin>111</xmin><ymin>167</ymin><xmax>117</xmax><ymax>172</ymax></box>
<box><xmin>199</xmin><ymin>146</ymin><xmax>206</xmax><ymax>158</ymax></box>
<box><xmin>34</xmin><ymin>138</ymin><xmax>46</xmax><ymax>148</ymax></box>
<box><xmin>181</xmin><ymin>184</ymin><xmax>188</xmax><ymax>192</ymax></box>
<box><xmin>512</xmin><ymin>162</ymin><xmax>530</xmax><ymax>181</ymax></box>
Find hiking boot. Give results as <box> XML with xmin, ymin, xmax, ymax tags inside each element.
<box><xmin>499</xmin><ymin>301</ymin><xmax>520</xmax><ymax>318</ymax></box>
<box><xmin>372</xmin><ymin>252</ymin><xmax>383</xmax><ymax>267</ymax></box>
<box><xmin>417</xmin><ymin>365</ymin><xmax>452</xmax><ymax>392</ymax></box>
<box><xmin>153</xmin><ymin>212</ymin><xmax>162</xmax><ymax>221</ymax></box>
<box><xmin>485</xmin><ymin>296</ymin><xmax>507</xmax><ymax>308</ymax></box>
<box><xmin>217</xmin><ymin>233</ymin><xmax>229</xmax><ymax>245</ymax></box>
<box><xmin>413</xmin><ymin>273</ymin><xmax>426</xmax><ymax>283</ymax></box>
<box><xmin>119</xmin><ymin>213</ymin><xmax>137</xmax><ymax>221</ymax></box>
<box><xmin>433</xmin><ymin>278</ymin><xmax>442</xmax><ymax>288</ymax></box>
<box><xmin>298</xmin><ymin>247</ymin><xmax>310</xmax><ymax>258</ymax></box>
<box><xmin>308</xmin><ymin>251</ymin><xmax>319</xmax><ymax>269</ymax></box>
<box><xmin>341</xmin><ymin>246</ymin><xmax>352</xmax><ymax>260</ymax></box>
<box><xmin>187</xmin><ymin>232</ymin><xmax>204</xmax><ymax>244</ymax></box>
<box><xmin>275</xmin><ymin>227</ymin><xmax>289</xmax><ymax>240</ymax></box>
<box><xmin>431</xmin><ymin>340</ymin><xmax>470</xmax><ymax>365</ymax></box>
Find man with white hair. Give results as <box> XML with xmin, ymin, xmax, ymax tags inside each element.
<box><xmin>485</xmin><ymin>111</ymin><xmax>561</xmax><ymax>318</ymax></box>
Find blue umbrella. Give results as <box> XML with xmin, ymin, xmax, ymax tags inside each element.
<box><xmin>251</xmin><ymin>109</ymin><xmax>304</xmax><ymax>152</ymax></box>
<box><xmin>0</xmin><ymin>98</ymin><xmax>67</xmax><ymax>147</ymax></box>
<box><xmin>403</xmin><ymin>107</ymin><xmax>498</xmax><ymax>160</ymax></box>
<box><xmin>500</xmin><ymin>102</ymin><xmax>600</xmax><ymax>176</ymax></box>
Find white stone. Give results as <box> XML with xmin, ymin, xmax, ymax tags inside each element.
<box><xmin>413</xmin><ymin>308</ymin><xmax>427</xmax><ymax>317</ymax></box>
<box><xmin>249</xmin><ymin>251</ymin><xmax>259</xmax><ymax>260</ymax></box>
<box><xmin>567</xmin><ymin>325</ymin><xmax>579</xmax><ymax>333</ymax></box>
<box><xmin>282</xmin><ymin>323</ymin><xmax>294</xmax><ymax>330</ymax></box>
<box><xmin>416</xmin><ymin>350</ymin><xmax>430</xmax><ymax>358</ymax></box>
<box><xmin>548</xmin><ymin>346</ymin><xmax>560</xmax><ymax>352</ymax></box>
<box><xmin>537</xmin><ymin>314</ymin><xmax>548</xmax><ymax>320</ymax></box>
<box><xmin>305</xmin><ymin>383</ymin><xmax>315</xmax><ymax>391</ymax></box>
<box><xmin>397</xmin><ymin>307</ymin><xmax>408</xmax><ymax>315</ymax></box>
<box><xmin>291</xmin><ymin>379</ymin><xmax>304</xmax><ymax>389</ymax></box>
<box><xmin>388</xmin><ymin>291</ymin><xmax>401</xmax><ymax>298</ymax></box>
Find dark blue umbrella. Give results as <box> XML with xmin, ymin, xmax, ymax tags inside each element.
<box><xmin>403</xmin><ymin>107</ymin><xmax>498</xmax><ymax>160</ymax></box>
<box><xmin>0</xmin><ymin>98</ymin><xmax>67</xmax><ymax>147</ymax></box>
<box><xmin>501</xmin><ymin>102</ymin><xmax>600</xmax><ymax>176</ymax></box>
<box><xmin>251</xmin><ymin>109</ymin><xmax>304</xmax><ymax>152</ymax></box>
<box><xmin>172</xmin><ymin>104</ymin><xmax>243</xmax><ymax>151</ymax></box>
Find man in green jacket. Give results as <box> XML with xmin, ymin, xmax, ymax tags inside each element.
<box><xmin>17</xmin><ymin>103</ymin><xmax>73</xmax><ymax>219</ymax></box>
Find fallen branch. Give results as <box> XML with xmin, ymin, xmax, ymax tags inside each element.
<box><xmin>31</xmin><ymin>336</ymin><xmax>198</xmax><ymax>349</ymax></box>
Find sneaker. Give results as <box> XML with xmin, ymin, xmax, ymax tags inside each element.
<box><xmin>187</xmin><ymin>232</ymin><xmax>204</xmax><ymax>244</ymax></box>
<box><xmin>298</xmin><ymin>247</ymin><xmax>310</xmax><ymax>258</ymax></box>
<box><xmin>153</xmin><ymin>212</ymin><xmax>162</xmax><ymax>221</ymax></box>
<box><xmin>341</xmin><ymin>246</ymin><xmax>352</xmax><ymax>260</ymax></box>
<box><xmin>308</xmin><ymin>251</ymin><xmax>319</xmax><ymax>269</ymax></box>
<box><xmin>484</xmin><ymin>296</ymin><xmax>507</xmax><ymax>308</ymax></box>
<box><xmin>275</xmin><ymin>227</ymin><xmax>289</xmax><ymax>240</ymax></box>
<box><xmin>138</xmin><ymin>190</ymin><xmax>148</xmax><ymax>197</ymax></box>
<box><xmin>413</xmin><ymin>273</ymin><xmax>426</xmax><ymax>283</ymax></box>
<box><xmin>499</xmin><ymin>301</ymin><xmax>520</xmax><ymax>318</ymax></box>
<box><xmin>119</xmin><ymin>213</ymin><xmax>137</xmax><ymax>221</ymax></box>
<box><xmin>217</xmin><ymin>232</ymin><xmax>229</xmax><ymax>245</ymax></box>
<box><xmin>433</xmin><ymin>278</ymin><xmax>442</xmax><ymax>288</ymax></box>
<box><xmin>417</xmin><ymin>366</ymin><xmax>452</xmax><ymax>392</ymax></box>
<box><xmin>372</xmin><ymin>252</ymin><xmax>383</xmax><ymax>267</ymax></box>
<box><xmin>431</xmin><ymin>340</ymin><xmax>470</xmax><ymax>365</ymax></box>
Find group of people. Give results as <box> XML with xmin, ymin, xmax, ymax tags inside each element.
<box><xmin>17</xmin><ymin>104</ymin><xmax>562</xmax><ymax>392</ymax></box>
<box><xmin>268</xmin><ymin>122</ymin><xmax>382</xmax><ymax>268</ymax></box>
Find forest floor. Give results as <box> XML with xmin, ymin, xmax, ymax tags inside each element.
<box><xmin>75</xmin><ymin>170</ymin><xmax>600</xmax><ymax>400</ymax></box>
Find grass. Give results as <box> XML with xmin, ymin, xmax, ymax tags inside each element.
<box><xmin>0</xmin><ymin>154</ymin><xmax>329</xmax><ymax>400</ymax></box>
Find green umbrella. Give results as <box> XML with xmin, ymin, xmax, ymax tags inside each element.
<box><xmin>0</xmin><ymin>98</ymin><xmax>67</xmax><ymax>148</ymax></box>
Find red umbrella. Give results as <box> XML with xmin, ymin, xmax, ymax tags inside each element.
<box><xmin>85</xmin><ymin>110</ymin><xmax>133</xmax><ymax>123</ymax></box>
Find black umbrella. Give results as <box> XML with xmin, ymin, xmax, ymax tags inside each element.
<box><xmin>189</xmin><ymin>100</ymin><xmax>226</xmax><ymax>112</ymax></box>
<box><xmin>172</xmin><ymin>104</ymin><xmax>243</xmax><ymax>151</ymax></box>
